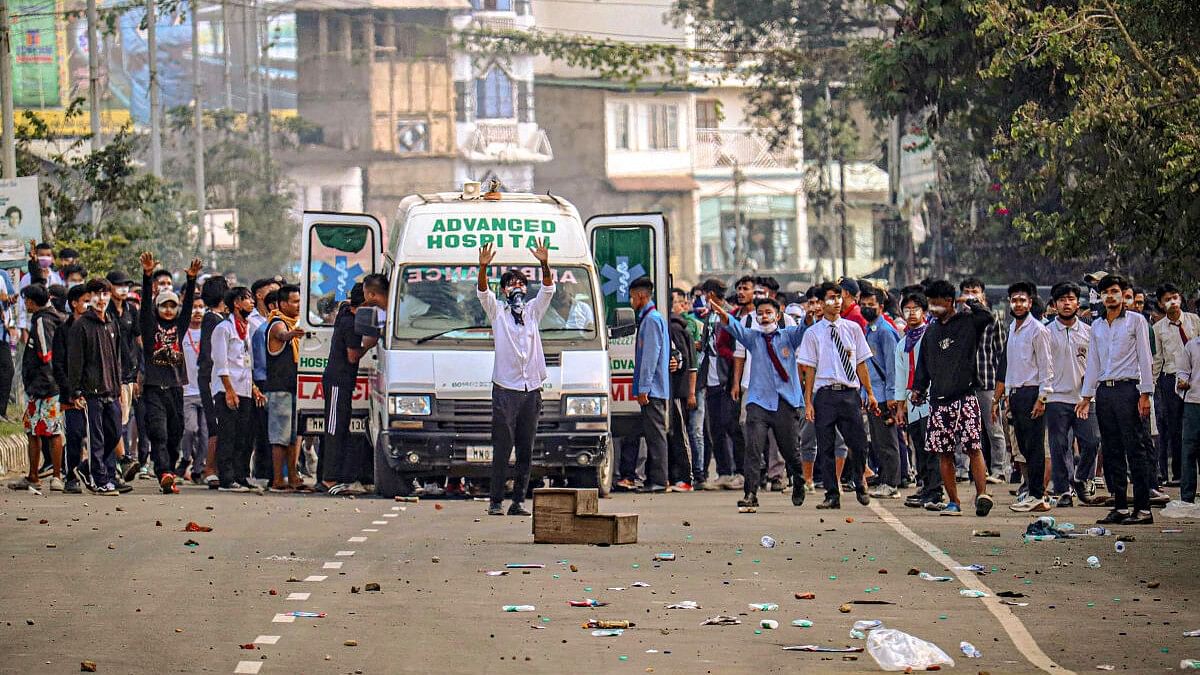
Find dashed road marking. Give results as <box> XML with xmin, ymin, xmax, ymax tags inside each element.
<box><xmin>371</xmin><ymin>520</ymin><xmax>388</xmax><ymax>525</ymax></box>
<box><xmin>348</xmin><ymin>536</ymin><xmax>367</xmax><ymax>542</ymax></box>
<box><xmin>253</xmin><ymin>635</ymin><xmax>280</xmax><ymax>645</ymax></box>
<box><xmin>271</xmin><ymin>613</ymin><xmax>295</xmax><ymax>624</ymax></box>
<box><xmin>303</xmin><ymin>575</ymin><xmax>327</xmax><ymax>582</ymax></box>
<box><xmin>382</xmin><ymin>513</ymin><xmax>398</xmax><ymax>518</ymax></box>
<box><xmin>234</xmin><ymin>661</ymin><xmax>263</xmax><ymax>674</ymax></box>
<box><xmin>286</xmin><ymin>592</ymin><xmax>310</xmax><ymax>601</ymax></box>
<box><xmin>335</xmin><ymin>550</ymin><xmax>355</xmax><ymax>557</ymax></box>
<box><xmin>322</xmin><ymin>561</ymin><xmax>343</xmax><ymax>569</ymax></box>
<box><xmin>362</xmin><ymin>528</ymin><xmax>378</xmax><ymax>532</ymax></box>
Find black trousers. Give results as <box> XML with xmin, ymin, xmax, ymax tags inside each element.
<box><xmin>638</xmin><ymin>397</ymin><xmax>669</xmax><ymax>488</ymax></box>
<box><xmin>908</xmin><ymin>417</ymin><xmax>943</xmax><ymax>501</ymax></box>
<box><xmin>490</xmin><ymin>384</ymin><xmax>541</xmax><ymax>504</ymax></box>
<box><xmin>867</xmin><ymin>410</ymin><xmax>901</xmax><ymax>488</ymax></box>
<box><xmin>1158</xmin><ymin>373</ymin><xmax>1185</xmax><ymax>481</ymax></box>
<box><xmin>143</xmin><ymin>385</ymin><xmax>184</xmax><ymax>479</ymax></box>
<box><xmin>1010</xmin><ymin>386</ymin><xmax>1047</xmax><ymax>498</ymax></box>
<box><xmin>813</xmin><ymin>387</ymin><xmax>869</xmax><ymax>501</ymax></box>
<box><xmin>666</xmin><ymin>398</ymin><xmax>692</xmax><ymax>485</ymax></box>
<box><xmin>199</xmin><ymin>376</ymin><xmax>218</xmax><ymax>436</ymax></box>
<box><xmin>85</xmin><ymin>397</ymin><xmax>121</xmax><ymax>487</ymax></box>
<box><xmin>1095</xmin><ymin>381</ymin><xmax>1154</xmax><ymax>512</ymax></box>
<box><xmin>216</xmin><ymin>394</ymin><xmax>254</xmax><ymax>487</ymax></box>
<box><xmin>64</xmin><ymin>407</ymin><xmax>86</xmax><ymax>478</ymax></box>
<box><xmin>252</xmin><ymin>383</ymin><xmax>271</xmax><ymax>480</ymax></box>
<box><xmin>320</xmin><ymin>377</ymin><xmax>356</xmax><ymax>484</ymax></box>
<box><xmin>704</xmin><ymin>387</ymin><xmax>739</xmax><ymax>477</ymax></box>
<box><xmin>744</xmin><ymin>399</ymin><xmax>804</xmax><ymax>496</ymax></box>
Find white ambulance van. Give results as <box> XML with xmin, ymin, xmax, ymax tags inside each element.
<box><xmin>297</xmin><ymin>189</ymin><xmax>667</xmax><ymax>498</ymax></box>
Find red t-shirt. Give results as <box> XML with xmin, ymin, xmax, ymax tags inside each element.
<box><xmin>841</xmin><ymin>301</ymin><xmax>868</xmax><ymax>332</ymax></box>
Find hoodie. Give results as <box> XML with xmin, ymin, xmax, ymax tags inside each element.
<box><xmin>23</xmin><ymin>306</ymin><xmax>63</xmax><ymax>399</ymax></box>
<box><xmin>668</xmin><ymin>313</ymin><xmax>696</xmax><ymax>401</ymax></box>
<box><xmin>140</xmin><ymin>273</ymin><xmax>197</xmax><ymax>388</ymax></box>
<box><xmin>67</xmin><ymin>310</ymin><xmax>122</xmax><ymax>399</ymax></box>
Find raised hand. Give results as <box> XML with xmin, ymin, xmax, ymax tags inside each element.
<box><xmin>140</xmin><ymin>251</ymin><xmax>156</xmax><ymax>276</ymax></box>
<box><xmin>479</xmin><ymin>243</ymin><xmax>497</xmax><ymax>268</ymax></box>
<box><xmin>187</xmin><ymin>257</ymin><xmax>204</xmax><ymax>278</ymax></box>
<box><xmin>531</xmin><ymin>239</ymin><xmax>550</xmax><ymax>265</ymax></box>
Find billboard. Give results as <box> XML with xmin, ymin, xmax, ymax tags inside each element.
<box><xmin>11</xmin><ymin>0</ymin><xmax>63</xmax><ymax>107</ymax></box>
<box><xmin>0</xmin><ymin>178</ymin><xmax>44</xmax><ymax>268</ymax></box>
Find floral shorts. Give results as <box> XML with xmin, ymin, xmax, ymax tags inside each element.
<box><xmin>24</xmin><ymin>397</ymin><xmax>63</xmax><ymax>437</ymax></box>
<box><xmin>926</xmin><ymin>394</ymin><xmax>983</xmax><ymax>455</ymax></box>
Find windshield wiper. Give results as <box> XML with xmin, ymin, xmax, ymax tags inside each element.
<box><xmin>414</xmin><ymin>325</ymin><xmax>491</xmax><ymax>344</ymax></box>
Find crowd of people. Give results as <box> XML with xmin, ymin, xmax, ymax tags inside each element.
<box><xmin>5</xmin><ymin>244</ymin><xmax>389</xmax><ymax>498</ymax></box>
<box><xmin>622</xmin><ymin>272</ymin><xmax>1194</xmax><ymax>525</ymax></box>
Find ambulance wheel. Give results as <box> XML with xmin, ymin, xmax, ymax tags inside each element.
<box><xmin>567</xmin><ymin>439</ymin><xmax>615</xmax><ymax>498</ymax></box>
<box><xmin>373</xmin><ymin>448</ymin><xmax>413</xmax><ymax>498</ymax></box>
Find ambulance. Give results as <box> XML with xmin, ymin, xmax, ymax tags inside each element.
<box><xmin>297</xmin><ymin>186</ymin><xmax>668</xmax><ymax>497</ymax></box>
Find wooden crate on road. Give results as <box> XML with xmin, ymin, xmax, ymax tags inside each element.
<box><xmin>532</xmin><ymin>488</ymin><xmax>638</xmax><ymax>545</ymax></box>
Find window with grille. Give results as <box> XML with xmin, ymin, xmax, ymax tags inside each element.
<box><xmin>612</xmin><ymin>103</ymin><xmax>631</xmax><ymax>150</ymax></box>
<box><xmin>648</xmin><ymin>104</ymin><xmax>679</xmax><ymax>150</ymax></box>
<box><xmin>476</xmin><ymin>67</ymin><xmax>515</xmax><ymax>119</ymax></box>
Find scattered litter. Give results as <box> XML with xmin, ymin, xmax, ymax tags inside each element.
<box><xmin>918</xmin><ymin>572</ymin><xmax>952</xmax><ymax>582</ymax></box>
<box><xmin>394</xmin><ymin>496</ymin><xmax>419</xmax><ymax>503</ymax></box>
<box><xmin>850</xmin><ymin>629</ymin><xmax>865</xmax><ymax>640</ymax></box>
<box><xmin>1183</xmin><ymin>629</ymin><xmax>1200</xmax><ymax>637</ymax></box>
<box><xmin>1114</xmin><ymin>541</ymin><xmax>1127</xmax><ymax>554</ymax></box>
<box><xmin>954</xmin><ymin>564</ymin><xmax>986</xmax><ymax>573</ymax></box>
<box><xmin>1087</xmin><ymin>556</ymin><xmax>1101</xmax><ymax>569</ymax></box>
<box><xmin>263</xmin><ymin>555</ymin><xmax>311</xmax><ymax>562</ymax></box>
<box><xmin>570</xmin><ymin>564</ymin><xmax>578</xmax><ymax>573</ymax></box>
<box><xmin>80</xmin><ymin>660</ymin><xmax>97</xmax><ymax>672</ymax></box>
<box><xmin>350</xmin><ymin>586</ymin><xmax>360</xmax><ymax>594</ymax></box>
<box><xmin>653</xmin><ymin>552</ymin><xmax>676</xmax><ymax>561</ymax></box>
<box><xmin>1148</xmin><ymin>581</ymin><xmax>1161</xmax><ymax>589</ymax></box>
<box><xmin>1182</xmin><ymin>659</ymin><xmax>1200</xmax><ymax>670</ymax></box>
<box><xmin>484</xmin><ymin>571</ymin><xmax>509</xmax><ymax>576</ymax></box>
<box><xmin>1000</xmin><ymin>600</ymin><xmax>1029</xmax><ymax>607</ymax></box>
<box><xmin>666</xmin><ymin>601</ymin><xmax>700</xmax><ymax>610</ymax></box>
<box><xmin>606</xmin><ymin>587</ymin><xmax>626</xmax><ymax>591</ymax></box>
<box><xmin>502</xmin><ymin>605</ymin><xmax>536</xmax><ymax>612</ymax></box>
<box><xmin>631</xmin><ymin>582</ymin><xmax>651</xmax><ymax>588</ymax></box>
<box><xmin>866</xmin><ymin>628</ymin><xmax>955</xmax><ymax>671</ymax></box>
<box><xmin>287</xmin><ymin>612</ymin><xmax>325</xmax><ymax>618</ymax></box>
<box><xmin>960</xmin><ymin>641</ymin><xmax>981</xmax><ymax>658</ymax></box>
<box><xmin>838</xmin><ymin>603</ymin><xmax>853</xmax><ymax>613</ymax></box>
<box><xmin>365</xmin><ymin>582</ymin><xmax>380</xmax><ymax>592</ymax></box>
<box><xmin>761</xmin><ymin>535</ymin><xmax>777</xmax><ymax>548</ymax></box>
<box><xmin>845</xmin><ymin>517</ymin><xmax>854</xmax><ymax>523</ymax></box>
<box><xmin>760</xmin><ymin>620</ymin><xmax>779</xmax><ymax>630</ymax></box>
<box><xmin>996</xmin><ymin>591</ymin><xmax>1026</xmax><ymax>598</ymax></box>
<box><xmin>749</xmin><ymin>603</ymin><xmax>778</xmax><ymax>611</ymax></box>
<box><xmin>239</xmin><ymin>643</ymin><xmax>257</xmax><ymax>650</ymax></box>
<box><xmin>344</xmin><ymin>640</ymin><xmax>358</xmax><ymax>646</ymax></box>
<box><xmin>569</xmin><ymin>599</ymin><xmax>608</xmax><ymax>607</ymax></box>
<box><xmin>1162</xmin><ymin>500</ymin><xmax>1200</xmax><ymax>518</ymax></box>
<box><xmin>782</xmin><ymin>645</ymin><xmax>863</xmax><ymax>653</ymax></box>
<box><xmin>434</xmin><ymin>503</ymin><xmax>443</xmax><ymax>510</ymax></box>
<box><xmin>183</xmin><ymin>539</ymin><xmax>199</xmax><ymax>547</ymax></box>
<box><xmin>794</xmin><ymin>592</ymin><xmax>815</xmax><ymax>600</ymax></box>
<box><xmin>701</xmin><ymin>616</ymin><xmax>741</xmax><ymax>626</ymax></box>
<box><xmin>854</xmin><ymin>620</ymin><xmax>883</xmax><ymax>631</ymax></box>
<box><xmin>505</xmin><ymin>563</ymin><xmax>544</xmax><ymax>569</ymax></box>
<box><xmin>183</xmin><ymin>522</ymin><xmax>212</xmax><ymax>532</ymax></box>
<box><xmin>591</xmin><ymin>629</ymin><xmax>624</xmax><ymax>637</ymax></box>
<box><xmin>432</xmin><ymin>557</ymin><xmax>440</xmax><ymax>564</ymax></box>
<box><xmin>972</xmin><ymin>530</ymin><xmax>1001</xmax><ymax>537</ymax></box>
<box><xmin>959</xmin><ymin>589</ymin><xmax>989</xmax><ymax>598</ymax></box>
<box><xmin>1163</xmin><ymin>529</ymin><xmax>1184</xmax><ymax>533</ymax></box>
<box><xmin>585</xmin><ymin>619</ymin><xmax>634</xmax><ymax>629</ymax></box>
<box><xmin>792</xmin><ymin>619</ymin><xmax>814</xmax><ymax>627</ymax></box>
<box><xmin>852</xmin><ymin>600</ymin><xmax>896</xmax><ymax>605</ymax></box>
<box><xmin>1096</xmin><ymin>665</ymin><xmax>1115</xmax><ymax>671</ymax></box>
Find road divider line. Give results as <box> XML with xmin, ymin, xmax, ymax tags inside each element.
<box><xmin>253</xmin><ymin>635</ymin><xmax>280</xmax><ymax>645</ymax></box>
<box><xmin>868</xmin><ymin>502</ymin><xmax>1073</xmax><ymax>675</ymax></box>
<box><xmin>348</xmin><ymin>536</ymin><xmax>367</xmax><ymax>542</ymax></box>
<box><xmin>303</xmin><ymin>575</ymin><xmax>327</xmax><ymax>582</ymax></box>
<box><xmin>335</xmin><ymin>550</ymin><xmax>355</xmax><ymax>557</ymax></box>
<box><xmin>371</xmin><ymin>520</ymin><xmax>388</xmax><ymax>525</ymax></box>
<box><xmin>361</xmin><ymin>528</ymin><xmax>378</xmax><ymax>532</ymax></box>
<box><xmin>271</xmin><ymin>613</ymin><xmax>295</xmax><ymax>624</ymax></box>
<box><xmin>234</xmin><ymin>661</ymin><xmax>263</xmax><ymax>674</ymax></box>
<box><xmin>322</xmin><ymin>561</ymin><xmax>343</xmax><ymax>569</ymax></box>
<box><xmin>286</xmin><ymin>592</ymin><xmax>310</xmax><ymax>601</ymax></box>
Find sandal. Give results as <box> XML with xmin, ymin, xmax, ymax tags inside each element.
<box><xmin>291</xmin><ymin>483</ymin><xmax>316</xmax><ymax>493</ymax></box>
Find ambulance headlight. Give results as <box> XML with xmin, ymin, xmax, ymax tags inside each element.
<box><xmin>389</xmin><ymin>395</ymin><xmax>431</xmax><ymax>416</ymax></box>
<box><xmin>565</xmin><ymin>396</ymin><xmax>607</xmax><ymax>417</ymax></box>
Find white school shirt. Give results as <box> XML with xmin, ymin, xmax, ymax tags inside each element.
<box><xmin>209</xmin><ymin>317</ymin><xmax>254</xmax><ymax>398</ymax></box>
<box><xmin>1046</xmin><ymin>318</ymin><xmax>1089</xmax><ymax>404</ymax></box>
<box><xmin>183</xmin><ymin>327</ymin><xmax>202</xmax><ymax>396</ymax></box>
<box><xmin>477</xmin><ymin>283</ymin><xmax>556</xmax><ymax>391</ymax></box>
<box><xmin>1173</xmin><ymin>338</ymin><xmax>1200</xmax><ymax>405</ymax></box>
<box><xmin>1152</xmin><ymin>312</ymin><xmax>1200</xmax><ymax>377</ymax></box>
<box><xmin>1004</xmin><ymin>316</ymin><xmax>1054</xmax><ymax>396</ymax></box>
<box><xmin>1080</xmin><ymin>309</ymin><xmax>1154</xmax><ymax>398</ymax></box>
<box><xmin>797</xmin><ymin>316</ymin><xmax>872</xmax><ymax>390</ymax></box>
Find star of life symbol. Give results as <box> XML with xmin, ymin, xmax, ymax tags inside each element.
<box><xmin>600</xmin><ymin>256</ymin><xmax>645</xmax><ymax>303</ymax></box>
<box><xmin>315</xmin><ymin>256</ymin><xmax>364</xmax><ymax>302</ymax></box>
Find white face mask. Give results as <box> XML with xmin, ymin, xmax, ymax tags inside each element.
<box><xmin>929</xmin><ymin>305</ymin><xmax>947</xmax><ymax>316</ymax></box>
<box><xmin>760</xmin><ymin>319</ymin><xmax>778</xmax><ymax>333</ymax></box>
<box><xmin>1166</xmin><ymin>298</ymin><xmax>1182</xmax><ymax>310</ymax></box>
<box><xmin>91</xmin><ymin>292</ymin><xmax>110</xmax><ymax>312</ymax></box>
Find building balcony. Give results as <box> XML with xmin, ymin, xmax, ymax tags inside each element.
<box><xmin>460</xmin><ymin>122</ymin><xmax>552</xmax><ymax>164</ymax></box>
<box><xmin>693</xmin><ymin>128</ymin><xmax>798</xmax><ymax>173</ymax></box>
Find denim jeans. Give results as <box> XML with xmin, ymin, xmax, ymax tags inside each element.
<box><xmin>1180</xmin><ymin>403</ymin><xmax>1200</xmax><ymax>502</ymax></box>
<box><xmin>686</xmin><ymin>394</ymin><xmax>707</xmax><ymax>483</ymax></box>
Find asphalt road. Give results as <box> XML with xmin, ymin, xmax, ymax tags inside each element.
<box><xmin>2</xmin><ymin>481</ymin><xmax>1198</xmax><ymax>674</ymax></box>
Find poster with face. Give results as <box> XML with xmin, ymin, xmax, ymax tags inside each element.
<box><xmin>0</xmin><ymin>177</ymin><xmax>42</xmax><ymax>266</ymax></box>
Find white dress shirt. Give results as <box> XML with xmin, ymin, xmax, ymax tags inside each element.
<box><xmin>1081</xmin><ymin>310</ymin><xmax>1154</xmax><ymax>398</ymax></box>
<box><xmin>1152</xmin><ymin>312</ymin><xmax>1200</xmax><ymax>377</ymax></box>
<box><xmin>210</xmin><ymin>317</ymin><xmax>254</xmax><ymax>398</ymax></box>
<box><xmin>1173</xmin><ymin>338</ymin><xmax>1200</xmax><ymax>404</ymax></box>
<box><xmin>1046</xmin><ymin>318</ymin><xmax>1089</xmax><ymax>404</ymax></box>
<box><xmin>478</xmin><ymin>283</ymin><xmax>556</xmax><ymax>391</ymax></box>
<box><xmin>183</xmin><ymin>327</ymin><xmax>202</xmax><ymax>397</ymax></box>
<box><xmin>1004</xmin><ymin>316</ymin><xmax>1054</xmax><ymax>396</ymax></box>
<box><xmin>798</xmin><ymin>316</ymin><xmax>872</xmax><ymax>390</ymax></box>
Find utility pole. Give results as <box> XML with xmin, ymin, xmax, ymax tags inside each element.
<box><xmin>147</xmin><ymin>0</ymin><xmax>162</xmax><ymax>176</ymax></box>
<box><xmin>221</xmin><ymin>0</ymin><xmax>232</xmax><ymax>109</ymax></box>
<box><xmin>825</xmin><ymin>84</ymin><xmax>848</xmax><ymax>278</ymax></box>
<box><xmin>87</xmin><ymin>0</ymin><xmax>101</xmax><ymax>151</ymax></box>
<box><xmin>732</xmin><ymin>161</ymin><xmax>744</xmax><ymax>270</ymax></box>
<box><xmin>242</xmin><ymin>0</ymin><xmax>255</xmax><ymax>114</ymax></box>
<box><xmin>0</xmin><ymin>0</ymin><xmax>16</xmax><ymax>179</ymax></box>
<box><xmin>191</xmin><ymin>0</ymin><xmax>207</xmax><ymax>253</ymax></box>
<box><xmin>261</xmin><ymin>18</ymin><xmax>273</xmax><ymax>191</ymax></box>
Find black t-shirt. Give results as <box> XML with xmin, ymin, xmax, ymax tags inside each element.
<box><xmin>323</xmin><ymin>305</ymin><xmax>362</xmax><ymax>384</ymax></box>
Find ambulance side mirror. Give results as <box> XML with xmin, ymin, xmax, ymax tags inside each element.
<box><xmin>608</xmin><ymin>307</ymin><xmax>636</xmax><ymax>339</ymax></box>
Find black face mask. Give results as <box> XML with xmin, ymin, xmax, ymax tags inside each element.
<box><xmin>861</xmin><ymin>307</ymin><xmax>879</xmax><ymax>323</ymax></box>
<box><xmin>506</xmin><ymin>287</ymin><xmax>526</xmax><ymax>325</ymax></box>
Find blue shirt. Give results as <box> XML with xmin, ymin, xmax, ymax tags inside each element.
<box><xmin>251</xmin><ymin>320</ymin><xmax>270</xmax><ymax>383</ymax></box>
<box><xmin>863</xmin><ymin>317</ymin><xmax>899</xmax><ymax>403</ymax></box>
<box><xmin>632</xmin><ymin>303</ymin><xmax>670</xmax><ymax>399</ymax></box>
<box><xmin>723</xmin><ymin>318</ymin><xmax>807</xmax><ymax>411</ymax></box>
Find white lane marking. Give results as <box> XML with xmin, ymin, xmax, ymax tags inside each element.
<box><xmin>335</xmin><ymin>550</ymin><xmax>355</xmax><ymax>557</ymax></box>
<box><xmin>361</xmin><ymin>528</ymin><xmax>378</xmax><ymax>532</ymax></box>
<box><xmin>286</xmin><ymin>592</ymin><xmax>310</xmax><ymax>601</ymax></box>
<box><xmin>372</xmin><ymin>520</ymin><xmax>388</xmax><ymax>525</ymax></box>
<box><xmin>391</xmin><ymin>506</ymin><xmax>402</xmax><ymax>511</ymax></box>
<box><xmin>382</xmin><ymin>513</ymin><xmax>398</xmax><ymax>518</ymax></box>
<box><xmin>234</xmin><ymin>661</ymin><xmax>263</xmax><ymax>674</ymax></box>
<box><xmin>303</xmin><ymin>575</ymin><xmax>327</xmax><ymax>582</ymax></box>
<box><xmin>322</xmin><ymin>561</ymin><xmax>343</xmax><ymax>569</ymax></box>
<box><xmin>869</xmin><ymin>502</ymin><xmax>1073</xmax><ymax>674</ymax></box>
<box><xmin>253</xmin><ymin>635</ymin><xmax>280</xmax><ymax>645</ymax></box>
<box><xmin>271</xmin><ymin>613</ymin><xmax>295</xmax><ymax>623</ymax></box>
<box><xmin>348</xmin><ymin>536</ymin><xmax>367</xmax><ymax>543</ymax></box>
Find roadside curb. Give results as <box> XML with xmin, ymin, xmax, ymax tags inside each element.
<box><xmin>0</xmin><ymin>433</ymin><xmax>28</xmax><ymax>476</ymax></box>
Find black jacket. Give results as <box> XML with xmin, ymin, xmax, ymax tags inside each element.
<box><xmin>140</xmin><ymin>273</ymin><xmax>197</xmax><ymax>388</ymax></box>
<box><xmin>22</xmin><ymin>306</ymin><xmax>63</xmax><ymax>399</ymax></box>
<box><xmin>52</xmin><ymin>314</ymin><xmax>76</xmax><ymax>405</ymax></box>
<box><xmin>197</xmin><ymin>310</ymin><xmax>225</xmax><ymax>385</ymax></box>
<box><xmin>107</xmin><ymin>298</ymin><xmax>141</xmax><ymax>384</ymax></box>
<box><xmin>67</xmin><ymin>310</ymin><xmax>122</xmax><ymax>399</ymax></box>
<box><xmin>668</xmin><ymin>313</ymin><xmax>696</xmax><ymax>401</ymax></box>
<box><xmin>913</xmin><ymin>301</ymin><xmax>994</xmax><ymax>403</ymax></box>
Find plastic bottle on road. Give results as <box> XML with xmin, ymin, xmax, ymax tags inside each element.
<box><xmin>959</xmin><ymin>589</ymin><xmax>988</xmax><ymax>598</ymax></box>
<box><xmin>749</xmin><ymin>603</ymin><xmax>779</xmax><ymax>611</ymax></box>
<box><xmin>760</xmin><ymin>535</ymin><xmax>777</xmax><ymax>548</ymax></box>
<box><xmin>961</xmin><ymin>641</ymin><xmax>982</xmax><ymax>658</ymax></box>
<box><xmin>502</xmin><ymin>605</ymin><xmax>536</xmax><ymax>612</ymax></box>
<box><xmin>791</xmin><ymin>619</ymin><xmax>814</xmax><ymax>628</ymax></box>
<box><xmin>1086</xmin><ymin>556</ymin><xmax>1101</xmax><ymax>569</ymax></box>
<box><xmin>1086</xmin><ymin>527</ymin><xmax>1111</xmax><ymax>536</ymax></box>
<box><xmin>760</xmin><ymin>619</ymin><xmax>779</xmax><ymax>629</ymax></box>
<box><xmin>1181</xmin><ymin>659</ymin><xmax>1200</xmax><ymax>670</ymax></box>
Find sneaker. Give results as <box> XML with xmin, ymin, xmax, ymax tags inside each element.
<box><xmin>487</xmin><ymin>503</ymin><xmax>504</xmax><ymax>516</ymax></box>
<box><xmin>614</xmin><ymin>478</ymin><xmax>636</xmax><ymax>492</ymax></box>
<box><xmin>421</xmin><ymin>482</ymin><xmax>445</xmax><ymax>497</ymax></box>
<box><xmin>736</xmin><ymin>493</ymin><xmax>759</xmax><ymax>509</ymax></box>
<box><xmin>48</xmin><ymin>476</ymin><xmax>65</xmax><ymax>492</ymax></box>
<box><xmin>325</xmin><ymin>482</ymin><xmax>354</xmax><ymax>496</ymax></box>
<box><xmin>175</xmin><ymin>460</ymin><xmax>191</xmax><ymax>478</ymax></box>
<box><xmin>924</xmin><ymin>500</ymin><xmax>947</xmax><ymax>511</ymax></box>
<box><xmin>137</xmin><ymin>466</ymin><xmax>151</xmax><ymax>480</ymax></box>
<box><xmin>940</xmin><ymin>502</ymin><xmax>963</xmax><ymax>516</ymax></box>
<box><xmin>1057</xmin><ymin>494</ymin><xmax>1074</xmax><ymax>508</ymax></box>
<box><xmin>986</xmin><ymin>474</ymin><xmax>1003</xmax><ymax>485</ymax></box>
<box><xmin>636</xmin><ymin>484</ymin><xmax>667</xmax><ymax>494</ymax></box>
<box><xmin>805</xmin><ymin>481</ymin><xmax>816</xmax><ymax>494</ymax></box>
<box><xmin>904</xmin><ymin>495</ymin><xmax>925</xmax><ymax>508</ymax></box>
<box><xmin>1096</xmin><ymin>509</ymin><xmax>1129</xmax><ymax>525</ymax></box>
<box><xmin>769</xmin><ymin>478</ymin><xmax>786</xmax><ymax>492</ymax></box>
<box><xmin>204</xmin><ymin>474</ymin><xmax>220</xmax><ymax>490</ymax></box>
<box><xmin>119</xmin><ymin>458</ymin><xmax>140</xmax><ymax>483</ymax></box>
<box><xmin>791</xmin><ymin>481</ymin><xmax>805</xmax><ymax>507</ymax></box>
<box><xmin>1121</xmin><ymin>509</ymin><xmax>1154</xmax><ymax>525</ymax></box>
<box><xmin>1010</xmin><ymin>496</ymin><xmax>1039</xmax><ymax>512</ymax></box>
<box><xmin>7</xmin><ymin>476</ymin><xmax>39</xmax><ymax>490</ymax></box>
<box><xmin>114</xmin><ymin>481</ymin><xmax>134</xmax><ymax>494</ymax></box>
<box><xmin>699</xmin><ymin>480</ymin><xmax>721</xmax><ymax>491</ymax></box>
<box><xmin>159</xmin><ymin>473</ymin><xmax>178</xmax><ymax>495</ymax></box>
<box><xmin>1149</xmin><ymin>489</ymin><xmax>1171</xmax><ymax>506</ymax></box>
<box><xmin>37</xmin><ymin>463</ymin><xmax>53</xmax><ymax>479</ymax></box>
<box><xmin>856</xmin><ymin>490</ymin><xmax>871</xmax><ymax>506</ymax></box>
<box><xmin>507</xmin><ymin>503</ymin><xmax>532</xmax><ymax>516</ymax></box>
<box><xmin>671</xmin><ymin>482</ymin><xmax>693</xmax><ymax>493</ymax></box>
<box><xmin>975</xmin><ymin>493</ymin><xmax>994</xmax><ymax>517</ymax></box>
<box><xmin>815</xmin><ymin>498</ymin><xmax>840</xmax><ymax>510</ymax></box>
<box><xmin>726</xmin><ymin>475</ymin><xmax>745</xmax><ymax>490</ymax></box>
<box><xmin>64</xmin><ymin>479</ymin><xmax>82</xmax><ymax>494</ymax></box>
<box><xmin>219</xmin><ymin>482</ymin><xmax>252</xmax><ymax>493</ymax></box>
<box><xmin>1030</xmin><ymin>497</ymin><xmax>1052</xmax><ymax>512</ymax></box>
<box><xmin>870</xmin><ymin>484</ymin><xmax>900</xmax><ymax>499</ymax></box>
<box><xmin>97</xmin><ymin>482</ymin><xmax>119</xmax><ymax>496</ymax></box>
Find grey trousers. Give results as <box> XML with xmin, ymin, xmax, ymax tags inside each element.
<box><xmin>975</xmin><ymin>388</ymin><xmax>1010</xmax><ymax>477</ymax></box>
<box><xmin>867</xmin><ymin>411</ymin><xmax>901</xmax><ymax>487</ymax></box>
<box><xmin>1045</xmin><ymin>401</ymin><xmax>1100</xmax><ymax>495</ymax></box>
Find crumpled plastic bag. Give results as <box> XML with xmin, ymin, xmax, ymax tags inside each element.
<box><xmin>1024</xmin><ymin>519</ymin><xmax>1069</xmax><ymax>539</ymax></box>
<box><xmin>866</xmin><ymin>628</ymin><xmax>955</xmax><ymax>671</ymax></box>
<box><xmin>1161</xmin><ymin>500</ymin><xmax>1200</xmax><ymax>519</ymax></box>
